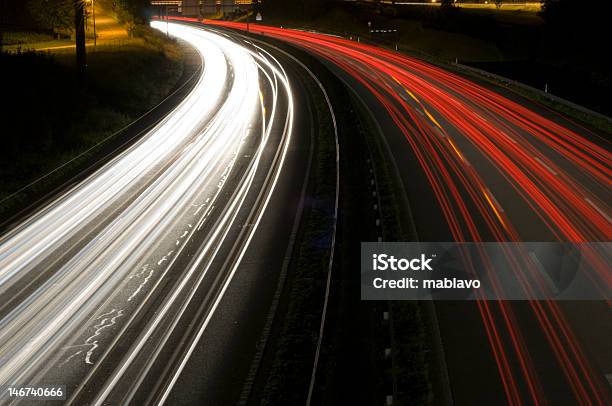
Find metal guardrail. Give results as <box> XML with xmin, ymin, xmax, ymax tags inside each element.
<box><xmin>454</xmin><ymin>62</ymin><xmax>612</xmax><ymax>124</ymax></box>
<box><xmin>274</xmin><ymin>23</ymin><xmax>611</xmax><ymax>125</ymax></box>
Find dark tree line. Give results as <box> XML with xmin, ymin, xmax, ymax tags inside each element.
<box><xmin>22</xmin><ymin>0</ymin><xmax>152</xmax><ymax>78</ymax></box>
<box><xmin>540</xmin><ymin>0</ymin><xmax>608</xmax><ymax>68</ymax></box>
<box><xmin>541</xmin><ymin>0</ymin><xmax>606</xmax><ymax>34</ymax></box>
<box><xmin>23</xmin><ymin>0</ymin><xmax>150</xmax><ymax>35</ymax></box>
<box><xmin>262</xmin><ymin>0</ymin><xmax>330</xmax><ymax>20</ymax></box>
<box><xmin>105</xmin><ymin>0</ymin><xmax>150</xmax><ymax>24</ymax></box>
<box><xmin>27</xmin><ymin>0</ymin><xmax>73</xmax><ymax>36</ymax></box>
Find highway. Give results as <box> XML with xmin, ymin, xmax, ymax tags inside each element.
<box><xmin>0</xmin><ymin>15</ymin><xmax>609</xmax><ymax>405</ymax></box>
<box><xmin>0</xmin><ymin>21</ymin><xmax>322</xmax><ymax>405</ymax></box>
<box><xmin>193</xmin><ymin>19</ymin><xmax>612</xmax><ymax>405</ymax></box>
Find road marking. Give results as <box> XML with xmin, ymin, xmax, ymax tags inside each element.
<box><xmin>534</xmin><ymin>157</ymin><xmax>558</xmax><ymax>176</ymax></box>
<box><xmin>128</xmin><ymin>269</ymin><xmax>154</xmax><ymax>302</ymax></box>
<box><xmin>585</xmin><ymin>198</ymin><xmax>611</xmax><ymax>223</ymax></box>
<box><xmin>448</xmin><ymin>138</ymin><xmax>466</xmax><ymax>163</ymax></box>
<box><xmin>483</xmin><ymin>188</ymin><xmax>506</xmax><ymax>228</ymax></box>
<box><xmin>391</xmin><ymin>75</ymin><xmax>420</xmax><ymax>103</ymax></box>
<box><xmin>499</xmin><ymin>130</ymin><xmax>517</xmax><ymax>144</ymax></box>
<box><xmin>424</xmin><ymin>108</ymin><xmax>443</xmax><ymax>129</ymax></box>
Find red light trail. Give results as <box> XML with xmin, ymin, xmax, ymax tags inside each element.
<box><xmin>167</xmin><ymin>17</ymin><xmax>611</xmax><ymax>405</ymax></box>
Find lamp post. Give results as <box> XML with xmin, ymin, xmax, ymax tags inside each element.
<box><xmin>75</xmin><ymin>0</ymin><xmax>87</xmax><ymax>78</ymax></box>
<box><xmin>92</xmin><ymin>0</ymin><xmax>96</xmax><ymax>46</ymax></box>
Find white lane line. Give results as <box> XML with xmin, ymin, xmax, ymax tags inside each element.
<box><xmin>152</xmin><ymin>36</ymin><xmax>298</xmax><ymax>406</ymax></box>
<box><xmin>534</xmin><ymin>157</ymin><xmax>558</xmax><ymax>176</ymax></box>
<box><xmin>84</xmin><ymin>23</ymin><xmax>278</xmax><ymax>406</ymax></box>
<box><xmin>585</xmin><ymin>197</ymin><xmax>611</xmax><ymax>223</ymax></box>
<box><xmin>485</xmin><ymin>188</ymin><xmax>505</xmax><ymax>212</ymax></box>
<box><xmin>127</xmin><ymin>269</ymin><xmax>154</xmax><ymax>303</ymax></box>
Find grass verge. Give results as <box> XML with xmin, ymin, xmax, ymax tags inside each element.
<box><xmin>0</xmin><ymin>26</ymin><xmax>185</xmax><ymax>223</ymax></box>
<box><xmin>260</xmin><ymin>51</ymin><xmax>337</xmax><ymax>405</ymax></box>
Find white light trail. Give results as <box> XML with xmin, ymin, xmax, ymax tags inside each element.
<box><xmin>0</xmin><ymin>21</ymin><xmax>294</xmax><ymax>399</ymax></box>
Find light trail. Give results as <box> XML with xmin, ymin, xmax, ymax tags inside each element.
<box><xmin>0</xmin><ymin>21</ymin><xmax>295</xmax><ymax>403</ymax></box>
<box><xmin>184</xmin><ymin>18</ymin><xmax>611</xmax><ymax>405</ymax></box>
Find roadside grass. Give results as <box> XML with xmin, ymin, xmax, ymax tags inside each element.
<box><xmin>261</xmin><ymin>56</ymin><xmax>337</xmax><ymax>405</ymax></box>
<box><xmin>0</xmin><ymin>22</ymin><xmax>184</xmax><ymax>221</ymax></box>
<box><xmin>457</xmin><ymin>6</ymin><xmax>542</xmax><ymax>26</ymax></box>
<box><xmin>389</xmin><ymin>2</ymin><xmax>541</xmax><ymax>13</ymax></box>
<box><xmin>3</xmin><ymin>0</ymin><xmax>131</xmax><ymax>52</ymax></box>
<box><xmin>520</xmin><ymin>94</ymin><xmax>612</xmax><ymax>135</ymax></box>
<box><xmin>2</xmin><ymin>31</ymin><xmax>77</xmax><ymax>52</ymax></box>
<box><xmin>3</xmin><ymin>31</ymin><xmax>57</xmax><ymax>45</ymax></box>
<box><xmin>456</xmin><ymin>2</ymin><xmax>541</xmax><ymax>13</ymax></box>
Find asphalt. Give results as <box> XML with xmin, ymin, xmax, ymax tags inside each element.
<box><xmin>1</xmin><ymin>20</ymin><xmax>609</xmax><ymax>406</ymax></box>
<box><xmin>193</xmin><ymin>19</ymin><xmax>610</xmax><ymax>404</ymax></box>
<box><xmin>308</xmin><ymin>50</ymin><xmax>612</xmax><ymax>405</ymax></box>
<box><xmin>144</xmin><ymin>37</ymin><xmax>321</xmax><ymax>406</ymax></box>
<box><xmin>0</xmin><ymin>24</ymin><xmax>327</xmax><ymax>406</ymax></box>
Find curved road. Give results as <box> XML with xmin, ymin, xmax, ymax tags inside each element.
<box><xmin>0</xmin><ymin>16</ymin><xmax>610</xmax><ymax>406</ymax></box>
<box><xmin>0</xmin><ymin>21</ymin><xmax>324</xmax><ymax>405</ymax></box>
<box><xmin>196</xmin><ymin>18</ymin><xmax>612</xmax><ymax>406</ymax></box>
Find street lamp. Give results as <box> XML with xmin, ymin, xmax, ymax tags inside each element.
<box><xmin>85</xmin><ymin>0</ymin><xmax>96</xmax><ymax>46</ymax></box>
<box><xmin>75</xmin><ymin>0</ymin><xmax>87</xmax><ymax>78</ymax></box>
<box><xmin>92</xmin><ymin>0</ymin><xmax>96</xmax><ymax>46</ymax></box>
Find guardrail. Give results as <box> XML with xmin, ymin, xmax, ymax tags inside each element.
<box><xmin>453</xmin><ymin>62</ymin><xmax>612</xmax><ymax>124</ymax></box>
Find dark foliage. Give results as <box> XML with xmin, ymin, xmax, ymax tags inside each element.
<box><xmin>541</xmin><ymin>0</ymin><xmax>607</xmax><ymax>38</ymax></box>
<box><xmin>262</xmin><ymin>0</ymin><xmax>330</xmax><ymax>20</ymax></box>
<box><xmin>1</xmin><ymin>52</ymin><xmax>78</xmax><ymax>157</ymax></box>
<box><xmin>540</xmin><ymin>0</ymin><xmax>609</xmax><ymax>81</ymax></box>
<box><xmin>106</xmin><ymin>0</ymin><xmax>151</xmax><ymax>23</ymax></box>
<box><xmin>27</xmin><ymin>0</ymin><xmax>73</xmax><ymax>34</ymax></box>
<box><xmin>0</xmin><ymin>46</ymin><xmax>180</xmax><ymax>197</ymax></box>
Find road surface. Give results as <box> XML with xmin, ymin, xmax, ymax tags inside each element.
<box><xmin>0</xmin><ymin>21</ymin><xmax>326</xmax><ymax>405</ymax></box>
<box><xmin>195</xmin><ymin>18</ymin><xmax>612</xmax><ymax>406</ymax></box>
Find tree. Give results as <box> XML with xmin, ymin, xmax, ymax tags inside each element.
<box><xmin>0</xmin><ymin>0</ymin><xmax>6</xmax><ymax>50</ymax></box>
<box><xmin>28</xmin><ymin>0</ymin><xmax>73</xmax><ymax>37</ymax></box>
<box><xmin>540</xmin><ymin>0</ymin><xmax>609</xmax><ymax>72</ymax></box>
<box><xmin>541</xmin><ymin>0</ymin><xmax>606</xmax><ymax>38</ymax></box>
<box><xmin>100</xmin><ymin>0</ymin><xmax>150</xmax><ymax>35</ymax></box>
<box><xmin>74</xmin><ymin>0</ymin><xmax>86</xmax><ymax>78</ymax></box>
